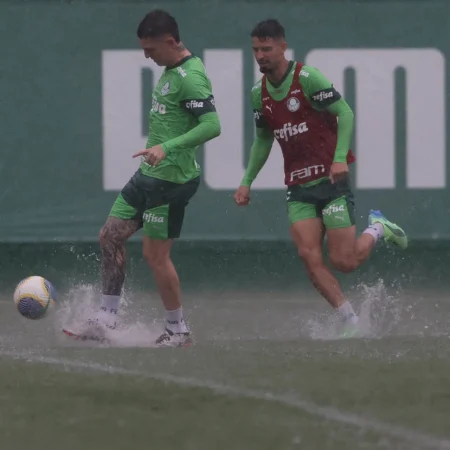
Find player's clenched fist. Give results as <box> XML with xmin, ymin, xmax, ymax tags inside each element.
<box><xmin>329</xmin><ymin>162</ymin><xmax>349</xmax><ymax>184</ymax></box>
<box><xmin>132</xmin><ymin>145</ymin><xmax>166</xmax><ymax>166</ymax></box>
<box><xmin>234</xmin><ymin>186</ymin><xmax>251</xmax><ymax>206</ymax></box>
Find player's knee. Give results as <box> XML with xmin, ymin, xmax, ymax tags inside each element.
<box><xmin>329</xmin><ymin>252</ymin><xmax>357</xmax><ymax>273</ymax></box>
<box><xmin>297</xmin><ymin>246</ymin><xmax>323</xmax><ymax>269</ymax></box>
<box><xmin>143</xmin><ymin>245</ymin><xmax>170</xmax><ymax>271</ymax></box>
<box><xmin>99</xmin><ymin>223</ymin><xmax>125</xmax><ymax>247</ymax></box>
<box><xmin>99</xmin><ymin>225</ymin><xmax>111</xmax><ymax>246</ymax></box>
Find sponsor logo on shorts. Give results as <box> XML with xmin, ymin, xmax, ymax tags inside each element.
<box><xmin>185</xmin><ymin>100</ymin><xmax>204</xmax><ymax>109</ymax></box>
<box><xmin>290</xmin><ymin>164</ymin><xmax>325</xmax><ymax>182</ymax></box>
<box><xmin>143</xmin><ymin>212</ymin><xmax>164</xmax><ymax>223</ymax></box>
<box><xmin>274</xmin><ymin>122</ymin><xmax>308</xmax><ymax>142</ymax></box>
<box><xmin>322</xmin><ymin>204</ymin><xmax>345</xmax><ymax>216</ymax></box>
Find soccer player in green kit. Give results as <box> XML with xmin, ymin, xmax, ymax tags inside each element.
<box><xmin>234</xmin><ymin>19</ymin><xmax>408</xmax><ymax>338</ymax></box>
<box><xmin>63</xmin><ymin>10</ymin><xmax>221</xmax><ymax>347</ymax></box>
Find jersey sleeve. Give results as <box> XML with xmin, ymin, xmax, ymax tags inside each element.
<box><xmin>299</xmin><ymin>65</ymin><xmax>342</xmax><ymax>110</ymax></box>
<box><xmin>251</xmin><ymin>81</ymin><xmax>267</xmax><ymax>129</ymax></box>
<box><xmin>300</xmin><ymin>65</ymin><xmax>354</xmax><ymax>163</ymax></box>
<box><xmin>240</xmin><ymin>83</ymin><xmax>273</xmax><ymax>186</ymax></box>
<box><xmin>161</xmin><ymin>113</ymin><xmax>221</xmax><ymax>154</ymax></box>
<box><xmin>179</xmin><ymin>70</ymin><xmax>217</xmax><ymax>118</ymax></box>
<box><xmin>241</xmin><ymin>127</ymin><xmax>274</xmax><ymax>187</ymax></box>
<box><xmin>161</xmin><ymin>69</ymin><xmax>220</xmax><ymax>154</ymax></box>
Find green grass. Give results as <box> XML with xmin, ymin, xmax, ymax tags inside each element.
<box><xmin>2</xmin><ymin>288</ymin><xmax>450</xmax><ymax>450</ymax></box>
<box><xmin>1</xmin><ymin>336</ymin><xmax>450</xmax><ymax>450</ymax></box>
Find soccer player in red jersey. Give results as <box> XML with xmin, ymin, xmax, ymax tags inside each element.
<box><xmin>234</xmin><ymin>19</ymin><xmax>407</xmax><ymax>337</ymax></box>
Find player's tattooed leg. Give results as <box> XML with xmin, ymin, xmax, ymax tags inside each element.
<box><xmin>99</xmin><ymin>217</ymin><xmax>141</xmax><ymax>295</ymax></box>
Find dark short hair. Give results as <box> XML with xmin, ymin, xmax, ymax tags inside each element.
<box><xmin>251</xmin><ymin>19</ymin><xmax>285</xmax><ymax>40</ymax></box>
<box><xmin>137</xmin><ymin>9</ymin><xmax>180</xmax><ymax>42</ymax></box>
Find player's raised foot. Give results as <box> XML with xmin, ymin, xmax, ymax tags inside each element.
<box><xmin>368</xmin><ymin>209</ymin><xmax>408</xmax><ymax>250</ymax></box>
<box><xmin>155</xmin><ymin>328</ymin><xmax>193</xmax><ymax>348</ymax></box>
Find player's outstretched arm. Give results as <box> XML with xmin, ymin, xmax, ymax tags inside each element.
<box><xmin>301</xmin><ymin>66</ymin><xmax>354</xmax><ymax>164</ymax></box>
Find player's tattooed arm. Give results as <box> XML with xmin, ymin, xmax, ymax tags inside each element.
<box><xmin>100</xmin><ymin>216</ymin><xmax>141</xmax><ymax>296</ymax></box>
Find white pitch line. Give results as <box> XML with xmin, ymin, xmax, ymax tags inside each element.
<box><xmin>2</xmin><ymin>350</ymin><xmax>450</xmax><ymax>450</ymax></box>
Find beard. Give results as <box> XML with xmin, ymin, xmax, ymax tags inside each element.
<box><xmin>259</xmin><ymin>64</ymin><xmax>272</xmax><ymax>74</ymax></box>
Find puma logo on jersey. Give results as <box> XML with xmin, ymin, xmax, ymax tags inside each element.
<box><xmin>274</xmin><ymin>122</ymin><xmax>308</xmax><ymax>142</ymax></box>
<box><xmin>265</xmin><ymin>105</ymin><xmax>272</xmax><ymax>113</ymax></box>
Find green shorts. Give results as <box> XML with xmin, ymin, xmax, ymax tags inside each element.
<box><xmin>287</xmin><ymin>177</ymin><xmax>355</xmax><ymax>229</ymax></box>
<box><xmin>109</xmin><ymin>169</ymin><xmax>200</xmax><ymax>239</ymax></box>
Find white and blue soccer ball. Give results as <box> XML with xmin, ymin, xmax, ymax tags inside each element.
<box><xmin>13</xmin><ymin>276</ymin><xmax>57</xmax><ymax>319</ymax></box>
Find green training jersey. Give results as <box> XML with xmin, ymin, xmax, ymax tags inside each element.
<box><xmin>141</xmin><ymin>55</ymin><xmax>217</xmax><ymax>184</ymax></box>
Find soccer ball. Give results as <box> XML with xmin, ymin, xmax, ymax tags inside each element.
<box><xmin>13</xmin><ymin>276</ymin><xmax>57</xmax><ymax>319</ymax></box>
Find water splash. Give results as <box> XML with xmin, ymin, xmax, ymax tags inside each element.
<box><xmin>54</xmin><ymin>284</ymin><xmax>163</xmax><ymax>348</ymax></box>
<box><xmin>357</xmin><ymin>279</ymin><xmax>402</xmax><ymax>337</ymax></box>
<box><xmin>305</xmin><ymin>279</ymin><xmax>402</xmax><ymax>340</ymax></box>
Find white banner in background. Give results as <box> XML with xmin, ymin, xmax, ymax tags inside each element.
<box><xmin>102</xmin><ymin>48</ymin><xmax>446</xmax><ymax>191</ymax></box>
